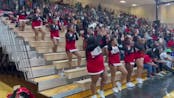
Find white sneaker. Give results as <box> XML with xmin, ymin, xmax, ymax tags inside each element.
<box><xmin>116</xmin><ymin>82</ymin><xmax>122</xmax><ymax>91</ymax></box>
<box><xmin>126</xmin><ymin>82</ymin><xmax>135</xmax><ymax>88</ymax></box>
<box><xmin>136</xmin><ymin>78</ymin><xmax>143</xmax><ymax>84</ymax></box>
<box><xmin>112</xmin><ymin>87</ymin><xmax>119</xmax><ymax>93</ymax></box>
<box><xmin>97</xmin><ymin>90</ymin><xmax>105</xmax><ymax>98</ymax></box>
<box><xmin>91</xmin><ymin>95</ymin><xmax>97</xmax><ymax>98</ymax></box>
<box><xmin>157</xmin><ymin>73</ymin><xmax>164</xmax><ymax>77</ymax></box>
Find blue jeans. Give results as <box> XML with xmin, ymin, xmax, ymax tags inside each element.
<box><xmin>144</xmin><ymin>64</ymin><xmax>156</xmax><ymax>77</ymax></box>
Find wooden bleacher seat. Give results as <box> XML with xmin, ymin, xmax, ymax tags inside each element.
<box><xmin>35</xmin><ymin>46</ymin><xmax>84</xmax><ymax>53</ymax></box>
<box><xmin>64</xmin><ymin>63</ymin><xmax>108</xmax><ymax>79</ymax></box>
<box><xmin>44</xmin><ymin>51</ymin><xmax>85</xmax><ymax>61</ymax></box>
<box><xmin>53</xmin><ymin>58</ymin><xmax>86</xmax><ymax>70</ymax></box>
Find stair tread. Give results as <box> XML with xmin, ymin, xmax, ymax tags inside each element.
<box><xmin>34</xmin><ymin>74</ymin><xmax>59</xmax><ymax>82</ymax></box>
<box><xmin>53</xmin><ymin>58</ymin><xmax>86</xmax><ymax>63</ymax></box>
<box><xmin>40</xmin><ymin>84</ymin><xmax>78</xmax><ymax>97</ymax></box>
<box><xmin>31</xmin><ymin>65</ymin><xmax>54</xmax><ymax>70</ymax></box>
<box><xmin>44</xmin><ymin>50</ymin><xmax>84</xmax><ymax>55</ymax></box>
<box><xmin>64</xmin><ymin>67</ymin><xmax>86</xmax><ymax>73</ymax></box>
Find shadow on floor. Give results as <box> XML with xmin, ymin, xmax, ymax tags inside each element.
<box><xmin>107</xmin><ymin>73</ymin><xmax>174</xmax><ymax>98</ymax></box>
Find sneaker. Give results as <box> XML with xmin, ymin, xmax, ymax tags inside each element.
<box><xmin>91</xmin><ymin>95</ymin><xmax>97</xmax><ymax>98</ymax></box>
<box><xmin>126</xmin><ymin>82</ymin><xmax>135</xmax><ymax>88</ymax></box>
<box><xmin>156</xmin><ymin>73</ymin><xmax>164</xmax><ymax>77</ymax></box>
<box><xmin>136</xmin><ymin>78</ymin><xmax>143</xmax><ymax>84</ymax></box>
<box><xmin>97</xmin><ymin>90</ymin><xmax>105</xmax><ymax>98</ymax></box>
<box><xmin>112</xmin><ymin>87</ymin><xmax>119</xmax><ymax>93</ymax></box>
<box><xmin>160</xmin><ymin>71</ymin><xmax>167</xmax><ymax>75</ymax></box>
<box><xmin>116</xmin><ymin>82</ymin><xmax>122</xmax><ymax>91</ymax></box>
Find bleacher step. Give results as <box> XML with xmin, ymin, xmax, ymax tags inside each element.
<box><xmin>30</xmin><ymin>65</ymin><xmax>56</xmax><ymax>78</ymax></box>
<box><xmin>44</xmin><ymin>51</ymin><xmax>85</xmax><ymax>61</ymax></box>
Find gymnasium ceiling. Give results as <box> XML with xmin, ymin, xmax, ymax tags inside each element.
<box><xmin>111</xmin><ymin>0</ymin><xmax>174</xmax><ymax>7</ymax></box>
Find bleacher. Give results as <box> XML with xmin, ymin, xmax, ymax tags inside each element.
<box><xmin>0</xmin><ymin>16</ymin><xmax>147</xmax><ymax>98</ymax></box>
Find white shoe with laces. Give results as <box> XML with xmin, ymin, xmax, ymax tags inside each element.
<box><xmin>136</xmin><ymin>78</ymin><xmax>144</xmax><ymax>84</ymax></box>
<box><xmin>116</xmin><ymin>82</ymin><xmax>122</xmax><ymax>91</ymax></box>
<box><xmin>91</xmin><ymin>95</ymin><xmax>97</xmax><ymax>98</ymax></box>
<box><xmin>126</xmin><ymin>82</ymin><xmax>135</xmax><ymax>88</ymax></box>
<box><xmin>112</xmin><ymin>87</ymin><xmax>119</xmax><ymax>93</ymax></box>
<box><xmin>97</xmin><ymin>90</ymin><xmax>105</xmax><ymax>98</ymax></box>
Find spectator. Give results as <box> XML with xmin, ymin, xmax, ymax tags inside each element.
<box><xmin>143</xmin><ymin>54</ymin><xmax>158</xmax><ymax>78</ymax></box>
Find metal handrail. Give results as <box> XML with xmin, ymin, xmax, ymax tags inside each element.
<box><xmin>0</xmin><ymin>17</ymin><xmax>34</xmax><ymax>82</ymax></box>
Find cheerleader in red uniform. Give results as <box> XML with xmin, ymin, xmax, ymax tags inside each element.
<box><xmin>134</xmin><ymin>37</ymin><xmax>145</xmax><ymax>84</ymax></box>
<box><xmin>32</xmin><ymin>8</ymin><xmax>45</xmax><ymax>41</ymax></box>
<box><xmin>18</xmin><ymin>6</ymin><xmax>27</xmax><ymax>31</ymax></box>
<box><xmin>124</xmin><ymin>36</ymin><xmax>135</xmax><ymax>88</ymax></box>
<box><xmin>86</xmin><ymin>36</ymin><xmax>107</xmax><ymax>98</ymax></box>
<box><xmin>65</xmin><ymin>24</ymin><xmax>81</xmax><ymax>68</ymax></box>
<box><xmin>107</xmin><ymin>37</ymin><xmax>128</xmax><ymax>93</ymax></box>
<box><xmin>49</xmin><ymin>19</ymin><xmax>61</xmax><ymax>52</ymax></box>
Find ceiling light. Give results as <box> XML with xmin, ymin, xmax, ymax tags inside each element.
<box><xmin>120</xmin><ymin>0</ymin><xmax>126</xmax><ymax>3</ymax></box>
<box><xmin>132</xmin><ymin>4</ymin><xmax>137</xmax><ymax>7</ymax></box>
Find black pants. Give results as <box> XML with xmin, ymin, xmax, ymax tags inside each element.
<box><xmin>157</xmin><ymin>63</ymin><xmax>174</xmax><ymax>74</ymax></box>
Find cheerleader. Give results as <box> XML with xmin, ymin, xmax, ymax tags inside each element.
<box><xmin>65</xmin><ymin>24</ymin><xmax>81</xmax><ymax>68</ymax></box>
<box><xmin>107</xmin><ymin>37</ymin><xmax>128</xmax><ymax>92</ymax></box>
<box><xmin>32</xmin><ymin>8</ymin><xmax>45</xmax><ymax>41</ymax></box>
<box><xmin>134</xmin><ymin>37</ymin><xmax>145</xmax><ymax>84</ymax></box>
<box><xmin>86</xmin><ymin>36</ymin><xmax>107</xmax><ymax>98</ymax></box>
<box><xmin>124</xmin><ymin>36</ymin><xmax>135</xmax><ymax>88</ymax></box>
<box><xmin>49</xmin><ymin>19</ymin><xmax>61</xmax><ymax>52</ymax></box>
<box><xmin>18</xmin><ymin>6</ymin><xmax>27</xmax><ymax>31</ymax></box>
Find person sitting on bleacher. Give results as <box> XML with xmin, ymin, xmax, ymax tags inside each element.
<box><xmin>160</xmin><ymin>48</ymin><xmax>174</xmax><ymax>74</ymax></box>
<box><xmin>31</xmin><ymin>7</ymin><xmax>45</xmax><ymax>41</ymax></box>
<box><xmin>65</xmin><ymin>24</ymin><xmax>81</xmax><ymax>68</ymax></box>
<box><xmin>86</xmin><ymin>36</ymin><xmax>107</xmax><ymax>98</ymax></box>
<box><xmin>143</xmin><ymin>54</ymin><xmax>158</xmax><ymax>78</ymax></box>
<box><xmin>107</xmin><ymin>37</ymin><xmax>128</xmax><ymax>93</ymax></box>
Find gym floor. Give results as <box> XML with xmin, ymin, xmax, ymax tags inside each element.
<box><xmin>1</xmin><ymin>74</ymin><xmax>174</xmax><ymax>98</ymax></box>
<box><xmin>106</xmin><ymin>73</ymin><xmax>174</xmax><ymax>98</ymax></box>
<box><xmin>0</xmin><ymin>81</ymin><xmax>12</xmax><ymax>98</ymax></box>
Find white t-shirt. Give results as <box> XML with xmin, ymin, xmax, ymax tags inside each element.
<box><xmin>160</xmin><ymin>52</ymin><xmax>172</xmax><ymax>68</ymax></box>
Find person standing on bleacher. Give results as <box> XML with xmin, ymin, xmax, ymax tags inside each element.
<box><xmin>107</xmin><ymin>37</ymin><xmax>128</xmax><ymax>93</ymax></box>
<box><xmin>86</xmin><ymin>36</ymin><xmax>107</xmax><ymax>98</ymax></box>
<box><xmin>18</xmin><ymin>6</ymin><xmax>27</xmax><ymax>31</ymax></box>
<box><xmin>65</xmin><ymin>24</ymin><xmax>81</xmax><ymax>68</ymax></box>
<box><xmin>31</xmin><ymin>7</ymin><xmax>45</xmax><ymax>41</ymax></box>
<box><xmin>49</xmin><ymin>19</ymin><xmax>61</xmax><ymax>52</ymax></box>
